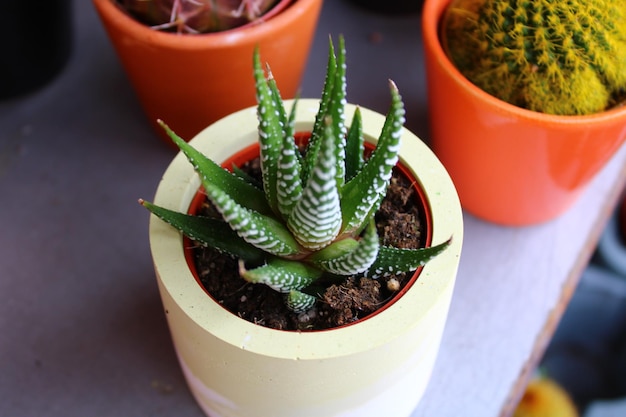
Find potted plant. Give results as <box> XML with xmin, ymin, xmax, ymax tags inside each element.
<box><xmin>422</xmin><ymin>0</ymin><xmax>626</xmax><ymax>225</ymax></box>
<box><xmin>93</xmin><ymin>0</ymin><xmax>322</xmax><ymax>144</ymax></box>
<box><xmin>140</xmin><ymin>37</ymin><xmax>463</xmax><ymax>417</ymax></box>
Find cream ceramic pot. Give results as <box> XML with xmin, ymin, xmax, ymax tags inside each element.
<box><xmin>148</xmin><ymin>99</ymin><xmax>464</xmax><ymax>417</ymax></box>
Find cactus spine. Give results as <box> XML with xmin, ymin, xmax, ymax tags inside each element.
<box><xmin>118</xmin><ymin>0</ymin><xmax>278</xmax><ymax>33</ymax></box>
<box><xmin>442</xmin><ymin>0</ymin><xmax>626</xmax><ymax>115</ymax></box>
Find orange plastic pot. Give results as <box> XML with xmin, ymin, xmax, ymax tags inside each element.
<box><xmin>93</xmin><ymin>0</ymin><xmax>323</xmax><ymax>144</ymax></box>
<box><xmin>422</xmin><ymin>0</ymin><xmax>626</xmax><ymax>226</ymax></box>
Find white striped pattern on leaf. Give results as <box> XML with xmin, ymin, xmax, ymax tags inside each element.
<box><xmin>287</xmin><ymin>120</ymin><xmax>342</xmax><ymax>250</ymax></box>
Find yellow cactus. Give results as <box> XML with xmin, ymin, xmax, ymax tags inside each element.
<box><xmin>442</xmin><ymin>0</ymin><xmax>626</xmax><ymax>115</ymax></box>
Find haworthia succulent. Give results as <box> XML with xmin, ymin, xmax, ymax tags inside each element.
<box><xmin>141</xmin><ymin>36</ymin><xmax>452</xmax><ymax>314</ymax></box>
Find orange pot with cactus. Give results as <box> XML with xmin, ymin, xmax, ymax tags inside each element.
<box><xmin>93</xmin><ymin>0</ymin><xmax>322</xmax><ymax>144</ymax></box>
<box><xmin>422</xmin><ymin>0</ymin><xmax>626</xmax><ymax>226</ymax></box>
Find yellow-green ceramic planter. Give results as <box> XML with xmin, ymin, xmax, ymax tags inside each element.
<box><xmin>148</xmin><ymin>99</ymin><xmax>464</xmax><ymax>417</ymax></box>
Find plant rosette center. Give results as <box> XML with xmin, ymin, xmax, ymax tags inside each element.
<box><xmin>184</xmin><ymin>134</ymin><xmax>434</xmax><ymax>331</ymax></box>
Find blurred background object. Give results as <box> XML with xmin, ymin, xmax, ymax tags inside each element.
<box><xmin>1</xmin><ymin>0</ymin><xmax>73</xmax><ymax>99</ymax></box>
<box><xmin>347</xmin><ymin>0</ymin><xmax>424</xmax><ymax>14</ymax></box>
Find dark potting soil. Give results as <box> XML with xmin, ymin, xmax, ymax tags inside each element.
<box><xmin>191</xmin><ymin>157</ymin><xmax>425</xmax><ymax>331</ymax></box>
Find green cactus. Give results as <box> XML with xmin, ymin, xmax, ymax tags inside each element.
<box><xmin>140</xmin><ymin>36</ymin><xmax>451</xmax><ymax>313</ymax></box>
<box><xmin>118</xmin><ymin>0</ymin><xmax>278</xmax><ymax>33</ymax></box>
<box><xmin>442</xmin><ymin>0</ymin><xmax>626</xmax><ymax>115</ymax></box>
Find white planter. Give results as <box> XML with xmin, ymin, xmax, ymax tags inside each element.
<box><xmin>148</xmin><ymin>99</ymin><xmax>464</xmax><ymax>417</ymax></box>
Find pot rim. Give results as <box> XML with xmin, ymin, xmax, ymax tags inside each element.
<box><xmin>422</xmin><ymin>0</ymin><xmax>626</xmax><ymax>126</ymax></box>
<box><xmin>93</xmin><ymin>0</ymin><xmax>315</xmax><ymax>49</ymax></box>
<box><xmin>149</xmin><ymin>99</ymin><xmax>464</xmax><ymax>360</ymax></box>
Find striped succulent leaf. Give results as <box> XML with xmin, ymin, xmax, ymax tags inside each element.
<box><xmin>158</xmin><ymin>119</ymin><xmax>272</xmax><ymax>215</ymax></box>
<box><xmin>265</xmin><ymin>64</ymin><xmax>298</xmax><ymax>145</ymax></box>
<box><xmin>303</xmin><ymin>36</ymin><xmax>346</xmax><ymax>186</ymax></box>
<box><xmin>140</xmin><ymin>199</ymin><xmax>265</xmax><ymax>262</ymax></box>
<box><xmin>340</xmin><ymin>80</ymin><xmax>405</xmax><ymax>234</ymax></box>
<box><xmin>275</xmin><ymin>111</ymin><xmax>303</xmax><ymax>220</ymax></box>
<box><xmin>344</xmin><ymin>107</ymin><xmax>364</xmax><ymax>181</ymax></box>
<box><xmin>239</xmin><ymin>258</ymin><xmax>323</xmax><ymax>292</ymax></box>
<box><xmin>203</xmin><ymin>180</ymin><xmax>301</xmax><ymax>257</ymax></box>
<box><xmin>286</xmin><ymin>290</ymin><xmax>317</xmax><ymax>313</ymax></box>
<box><xmin>287</xmin><ymin>119</ymin><xmax>342</xmax><ymax>250</ymax></box>
<box><xmin>309</xmin><ymin>220</ymin><xmax>379</xmax><ymax>275</ymax></box>
<box><xmin>323</xmin><ymin>35</ymin><xmax>347</xmax><ymax>191</ymax></box>
<box><xmin>367</xmin><ymin>239</ymin><xmax>452</xmax><ymax>278</ymax></box>
<box><xmin>254</xmin><ymin>48</ymin><xmax>284</xmax><ymax>215</ymax></box>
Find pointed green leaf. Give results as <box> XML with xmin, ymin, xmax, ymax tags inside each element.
<box><xmin>286</xmin><ymin>95</ymin><xmax>299</xmax><ymax>147</ymax></box>
<box><xmin>254</xmin><ymin>47</ymin><xmax>283</xmax><ymax>214</ymax></box>
<box><xmin>340</xmin><ymin>80</ymin><xmax>405</xmax><ymax>234</ymax></box>
<box><xmin>287</xmin><ymin>119</ymin><xmax>342</xmax><ymax>250</ymax></box>
<box><xmin>267</xmin><ymin>65</ymin><xmax>300</xmax><ymax>147</ymax></box>
<box><xmin>140</xmin><ymin>199</ymin><xmax>265</xmax><ymax>262</ymax></box>
<box><xmin>310</xmin><ymin>219</ymin><xmax>379</xmax><ymax>275</ymax></box>
<box><xmin>204</xmin><ymin>181</ymin><xmax>301</xmax><ymax>257</ymax></box>
<box><xmin>326</xmin><ymin>34</ymin><xmax>347</xmax><ymax>190</ymax></box>
<box><xmin>266</xmin><ymin>63</ymin><xmax>289</xmax><ymax>134</ymax></box>
<box><xmin>308</xmin><ymin>238</ymin><xmax>359</xmax><ymax>262</ymax></box>
<box><xmin>304</xmin><ymin>35</ymin><xmax>347</xmax><ymax>191</ymax></box>
<box><xmin>366</xmin><ymin>238</ymin><xmax>452</xmax><ymax>278</ymax></box>
<box><xmin>304</xmin><ymin>35</ymin><xmax>338</xmax><ymax>182</ymax></box>
<box><xmin>158</xmin><ymin>120</ymin><xmax>272</xmax><ymax>215</ymax></box>
<box><xmin>285</xmin><ymin>95</ymin><xmax>304</xmax><ymax>168</ymax></box>
<box><xmin>345</xmin><ymin>107</ymin><xmax>364</xmax><ymax>181</ymax></box>
<box><xmin>231</xmin><ymin>164</ymin><xmax>263</xmax><ymax>189</ymax></box>
<box><xmin>240</xmin><ymin>258</ymin><xmax>323</xmax><ymax>292</ymax></box>
<box><xmin>276</xmin><ymin>128</ymin><xmax>304</xmax><ymax>220</ymax></box>
<box><xmin>286</xmin><ymin>290</ymin><xmax>317</xmax><ymax>313</ymax></box>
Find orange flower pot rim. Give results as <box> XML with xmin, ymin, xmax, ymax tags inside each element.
<box><xmin>96</xmin><ymin>0</ymin><xmax>312</xmax><ymax>49</ymax></box>
<box><xmin>423</xmin><ymin>0</ymin><xmax>626</xmax><ymax>126</ymax></box>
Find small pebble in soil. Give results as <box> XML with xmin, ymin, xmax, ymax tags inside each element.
<box><xmin>387</xmin><ymin>278</ymin><xmax>401</xmax><ymax>292</ymax></box>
